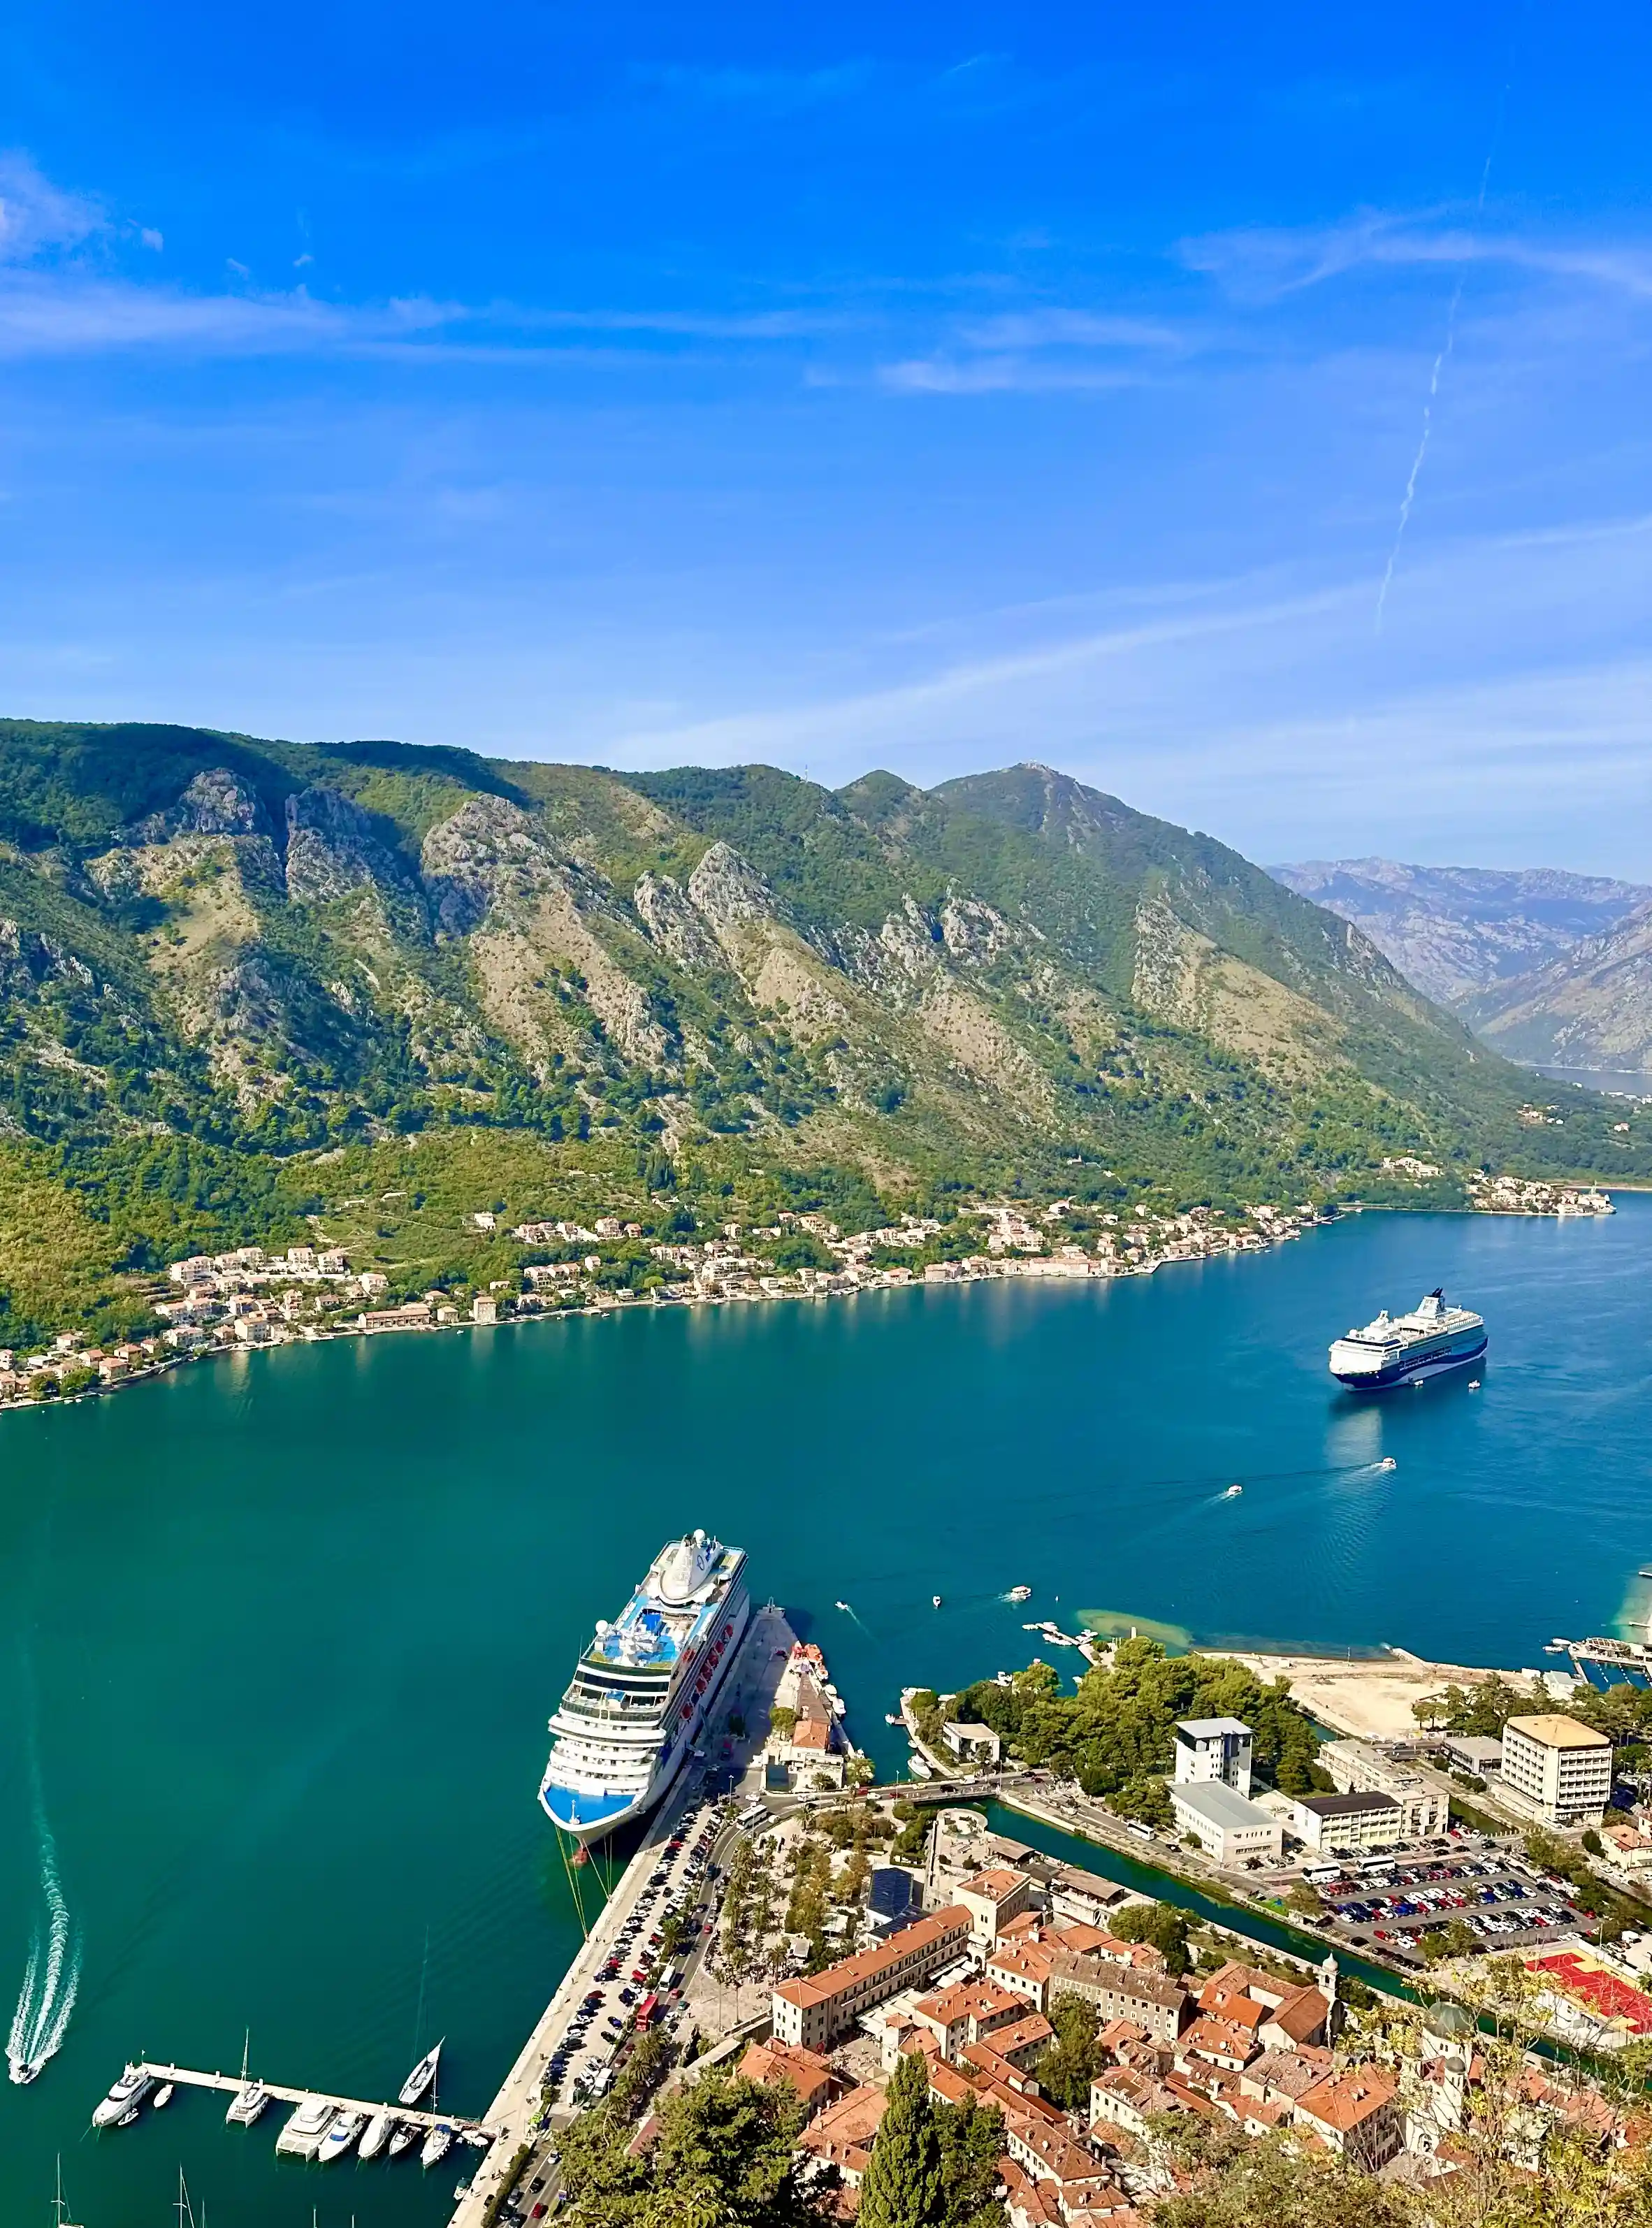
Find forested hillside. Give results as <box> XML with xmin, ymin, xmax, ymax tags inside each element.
<box><xmin>1</xmin><ymin>718</ymin><xmax>1646</xmax><ymax>1350</ymax></box>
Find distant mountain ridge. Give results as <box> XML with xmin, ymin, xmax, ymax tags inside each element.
<box><xmin>1268</xmin><ymin>858</ymin><xmax>1651</xmax><ymax>1008</ymax></box>
<box><xmin>1</xmin><ymin>721</ymin><xmax>1647</xmax><ymax>1350</ymax></box>
<box><xmin>1270</xmin><ymin>855</ymin><xmax>1652</xmax><ymax>1080</ymax></box>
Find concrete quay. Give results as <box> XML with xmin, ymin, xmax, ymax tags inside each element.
<box><xmin>447</xmin><ymin>1601</ymin><xmax>797</xmax><ymax>2228</ymax></box>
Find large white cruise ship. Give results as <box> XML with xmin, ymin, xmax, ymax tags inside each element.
<box><xmin>539</xmin><ymin>1531</ymin><xmax>750</xmax><ymax>1843</ymax></box>
<box><xmin>1328</xmin><ymin>1287</ymin><xmax>1486</xmax><ymax>1390</ymax></box>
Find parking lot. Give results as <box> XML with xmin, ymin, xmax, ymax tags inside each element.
<box><xmin>542</xmin><ymin>1805</ymin><xmax>722</xmax><ymax>2109</ymax></box>
<box><xmin>1298</xmin><ymin>1844</ymin><xmax>1588</xmax><ymax>1959</ymax></box>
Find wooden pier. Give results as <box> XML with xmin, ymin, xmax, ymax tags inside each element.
<box><xmin>129</xmin><ymin>2061</ymin><xmax>498</xmax><ymax>2141</ymax></box>
<box><xmin>1546</xmin><ymin>1635</ymin><xmax>1652</xmax><ymax>1678</ymax></box>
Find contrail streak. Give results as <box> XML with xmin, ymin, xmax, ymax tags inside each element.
<box><xmin>1373</xmin><ymin>129</ymin><xmax>1504</xmax><ymax>633</ymax></box>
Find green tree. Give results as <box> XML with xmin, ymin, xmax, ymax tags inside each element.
<box><xmin>1110</xmin><ymin>1899</ymin><xmax>1192</xmax><ymax>1976</ymax></box>
<box><xmin>857</xmin><ymin>2053</ymin><xmax>945</xmax><ymax>2228</ymax></box>
<box><xmin>1034</xmin><ymin>1992</ymin><xmax>1105</xmax><ymax>2112</ymax></box>
<box><xmin>932</xmin><ymin>2094</ymin><xmax>1007</xmax><ymax>2228</ymax></box>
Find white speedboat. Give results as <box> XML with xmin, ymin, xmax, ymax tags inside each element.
<box><xmin>117</xmin><ymin>2108</ymin><xmax>140</xmax><ymax>2128</ymax></box>
<box><xmin>932</xmin><ymin>1595</ymin><xmax>943</xmax><ymax>1609</ymax></box>
<box><xmin>318</xmin><ymin>2110</ymin><xmax>366</xmax><ymax>2163</ymax></box>
<box><xmin>226</xmin><ymin>2078</ymin><xmax>270</xmax><ymax>2126</ymax></box>
<box><xmin>359</xmin><ymin>2109</ymin><xmax>397</xmax><ymax>2160</ymax></box>
<box><xmin>399</xmin><ymin>2039</ymin><xmax>443</xmax><ymax>2106</ymax></box>
<box><xmin>388</xmin><ymin>2122</ymin><xmax>417</xmax><ymax>2158</ymax></box>
<box><xmin>1222</xmin><ymin>1484</ymin><xmax>1242</xmax><ymax>1499</ymax></box>
<box><xmin>93</xmin><ymin>2065</ymin><xmax>154</xmax><ymax>2128</ymax></box>
<box><xmin>275</xmin><ymin>2096</ymin><xmax>337</xmax><ymax>2159</ymax></box>
<box><xmin>152</xmin><ymin>2083</ymin><xmax>174</xmax><ymax>2110</ymax></box>
<box><xmin>421</xmin><ymin>2122</ymin><xmax>455</xmax><ymax>2169</ymax></box>
<box><xmin>1006</xmin><ymin>1586</ymin><xmax>1031</xmax><ymax>1603</ymax></box>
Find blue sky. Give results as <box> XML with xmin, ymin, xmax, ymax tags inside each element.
<box><xmin>2</xmin><ymin>1</ymin><xmax>1650</xmax><ymax>873</ymax></box>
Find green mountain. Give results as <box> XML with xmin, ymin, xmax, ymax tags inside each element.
<box><xmin>0</xmin><ymin>720</ymin><xmax>1644</xmax><ymax>1348</ymax></box>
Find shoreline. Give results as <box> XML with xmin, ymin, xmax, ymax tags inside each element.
<box><xmin>0</xmin><ymin>1198</ymin><xmax>1333</xmax><ymax>1422</ymax></box>
<box><xmin>0</xmin><ymin>1177</ymin><xmax>1623</xmax><ymax>1426</ymax></box>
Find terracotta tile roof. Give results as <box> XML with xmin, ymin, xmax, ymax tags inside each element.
<box><xmin>959</xmin><ymin>1866</ymin><xmax>1030</xmax><ymax>1901</ymax></box>
<box><xmin>774</xmin><ymin>1905</ymin><xmax>971</xmax><ymax>2009</ymax></box>
<box><xmin>1265</xmin><ymin>1985</ymin><xmax>1331</xmax><ymax>2043</ymax></box>
<box><xmin>1296</xmin><ymin>2064</ymin><xmax>1399</xmax><ymax>2134</ymax></box>
<box><xmin>799</xmin><ymin>2083</ymin><xmax>887</xmax><ymax>2161</ymax></box>
<box><xmin>1177</xmin><ymin>2014</ymin><xmax>1261</xmax><ymax>2067</ymax></box>
<box><xmin>990</xmin><ymin>2012</ymin><xmax>1055</xmax><ymax>2056</ymax></box>
<box><xmin>738</xmin><ymin>2039</ymin><xmax>834</xmax><ymax>2108</ymax></box>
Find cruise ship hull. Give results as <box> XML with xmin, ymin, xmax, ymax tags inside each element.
<box><xmin>1331</xmin><ymin>1329</ymin><xmax>1486</xmax><ymax>1390</ymax></box>
<box><xmin>540</xmin><ymin>1587</ymin><xmax>751</xmax><ymax>1845</ymax></box>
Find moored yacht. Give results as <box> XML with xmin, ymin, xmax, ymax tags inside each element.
<box><xmin>92</xmin><ymin>2066</ymin><xmax>154</xmax><ymax>2128</ymax></box>
<box><xmin>275</xmin><ymin>2096</ymin><xmax>337</xmax><ymax>2159</ymax></box>
<box><xmin>359</xmin><ymin>2109</ymin><xmax>397</xmax><ymax>2160</ymax></box>
<box><xmin>400</xmin><ymin>2039</ymin><xmax>442</xmax><ymax>2106</ymax></box>
<box><xmin>317</xmin><ymin>2110</ymin><xmax>366</xmax><ymax>2163</ymax></box>
<box><xmin>539</xmin><ymin>1531</ymin><xmax>750</xmax><ymax>1844</ymax></box>
<box><xmin>421</xmin><ymin>2122</ymin><xmax>455</xmax><ymax>2169</ymax></box>
<box><xmin>226</xmin><ymin>2077</ymin><xmax>270</xmax><ymax>2126</ymax></box>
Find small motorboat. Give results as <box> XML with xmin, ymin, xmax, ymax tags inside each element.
<box><xmin>884</xmin><ymin>1712</ymin><xmax>902</xmax><ymax>1726</ymax></box>
<box><xmin>399</xmin><ymin>2039</ymin><xmax>443</xmax><ymax>2107</ymax></box>
<box><xmin>226</xmin><ymin>2078</ymin><xmax>269</xmax><ymax>2126</ymax></box>
<box><xmin>1378</xmin><ymin>1456</ymin><xmax>1398</xmax><ymax>1470</ymax></box>
<box><xmin>908</xmin><ymin>1751</ymin><xmax>932</xmax><ymax>1779</ymax></box>
<box><xmin>359</xmin><ymin>2109</ymin><xmax>397</xmax><ymax>2160</ymax></box>
<box><xmin>834</xmin><ymin>1600</ymin><xmax>850</xmax><ymax>1612</ymax></box>
<box><xmin>117</xmin><ymin>2106</ymin><xmax>140</xmax><ymax>2128</ymax></box>
<box><xmin>1007</xmin><ymin>1586</ymin><xmax>1031</xmax><ymax>1603</ymax></box>
<box><xmin>388</xmin><ymin>2123</ymin><xmax>418</xmax><ymax>2158</ymax></box>
<box><xmin>152</xmin><ymin>2082</ymin><xmax>175</xmax><ymax>2109</ymax></box>
<box><xmin>1222</xmin><ymin>1484</ymin><xmax>1242</xmax><ymax>1499</ymax></box>
<box><xmin>1468</xmin><ymin>1380</ymin><xmax>1481</xmax><ymax>1390</ymax></box>
<box><xmin>932</xmin><ymin>1595</ymin><xmax>943</xmax><ymax>1609</ymax></box>
<box><xmin>93</xmin><ymin>2064</ymin><xmax>154</xmax><ymax>2128</ymax></box>
<box><xmin>421</xmin><ymin>2122</ymin><xmax>455</xmax><ymax>2169</ymax></box>
<box><xmin>318</xmin><ymin>2109</ymin><xmax>366</xmax><ymax>2164</ymax></box>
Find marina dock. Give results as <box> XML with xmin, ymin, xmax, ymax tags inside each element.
<box><xmin>126</xmin><ymin>2061</ymin><xmax>495</xmax><ymax>2138</ymax></box>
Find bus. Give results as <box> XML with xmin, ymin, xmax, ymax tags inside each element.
<box><xmin>635</xmin><ymin>1992</ymin><xmax>660</xmax><ymax>2027</ymax></box>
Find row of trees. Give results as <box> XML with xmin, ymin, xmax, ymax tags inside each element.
<box><xmin>950</xmin><ymin>1638</ymin><xmax>1332</xmax><ymax>1802</ymax></box>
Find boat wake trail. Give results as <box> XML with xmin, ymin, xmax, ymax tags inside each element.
<box><xmin>7</xmin><ymin>1682</ymin><xmax>81</xmax><ymax>2085</ymax></box>
<box><xmin>834</xmin><ymin>1600</ymin><xmax>874</xmax><ymax>1637</ymax></box>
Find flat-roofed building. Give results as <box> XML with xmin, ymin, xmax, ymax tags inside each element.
<box><xmin>1500</xmin><ymin>1715</ymin><xmax>1613</xmax><ymax>1828</ymax></box>
<box><xmin>1289</xmin><ymin>1788</ymin><xmax>1404</xmax><ymax>1854</ymax></box>
<box><xmin>1171</xmin><ymin>1780</ymin><xmax>1283</xmax><ymax>1865</ymax></box>
<box><xmin>771</xmin><ymin>1906</ymin><xmax>973</xmax><ymax>2052</ymax></box>
<box><xmin>1320</xmin><ymin>1739</ymin><xmax>1446</xmax><ymax>1841</ymax></box>
<box><xmin>1173</xmin><ymin>1717</ymin><xmax>1254</xmax><ymax>1796</ymax></box>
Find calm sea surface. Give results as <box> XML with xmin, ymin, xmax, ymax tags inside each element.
<box><xmin>1</xmin><ymin>1197</ymin><xmax>1649</xmax><ymax>2224</ymax></box>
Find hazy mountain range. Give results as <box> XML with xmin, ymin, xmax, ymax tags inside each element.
<box><xmin>1270</xmin><ymin>858</ymin><xmax>1652</xmax><ymax>1082</ymax></box>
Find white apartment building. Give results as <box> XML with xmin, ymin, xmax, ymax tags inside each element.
<box><xmin>1173</xmin><ymin>1717</ymin><xmax>1254</xmax><ymax>1797</ymax></box>
<box><xmin>1498</xmin><ymin>1715</ymin><xmax>1612</xmax><ymax>1829</ymax></box>
<box><xmin>1171</xmin><ymin>1781</ymin><xmax>1282</xmax><ymax>1865</ymax></box>
<box><xmin>1320</xmin><ymin>1739</ymin><xmax>1446</xmax><ymax>1841</ymax></box>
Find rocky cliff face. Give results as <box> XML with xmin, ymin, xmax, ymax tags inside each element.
<box><xmin>0</xmin><ymin>720</ymin><xmax>1645</xmax><ymax>1194</ymax></box>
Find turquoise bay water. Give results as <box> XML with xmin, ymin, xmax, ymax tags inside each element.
<box><xmin>1</xmin><ymin>1198</ymin><xmax>1649</xmax><ymax>2222</ymax></box>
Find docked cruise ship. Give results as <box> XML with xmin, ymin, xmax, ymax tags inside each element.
<box><xmin>1328</xmin><ymin>1287</ymin><xmax>1486</xmax><ymax>1390</ymax></box>
<box><xmin>539</xmin><ymin>1531</ymin><xmax>750</xmax><ymax>1843</ymax></box>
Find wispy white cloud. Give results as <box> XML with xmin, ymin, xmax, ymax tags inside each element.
<box><xmin>0</xmin><ymin>276</ymin><xmax>455</xmax><ymax>358</ymax></box>
<box><xmin>1184</xmin><ymin>206</ymin><xmax>1652</xmax><ymax>304</ymax></box>
<box><xmin>0</xmin><ymin>150</ymin><xmax>104</xmax><ymax>263</ymax></box>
